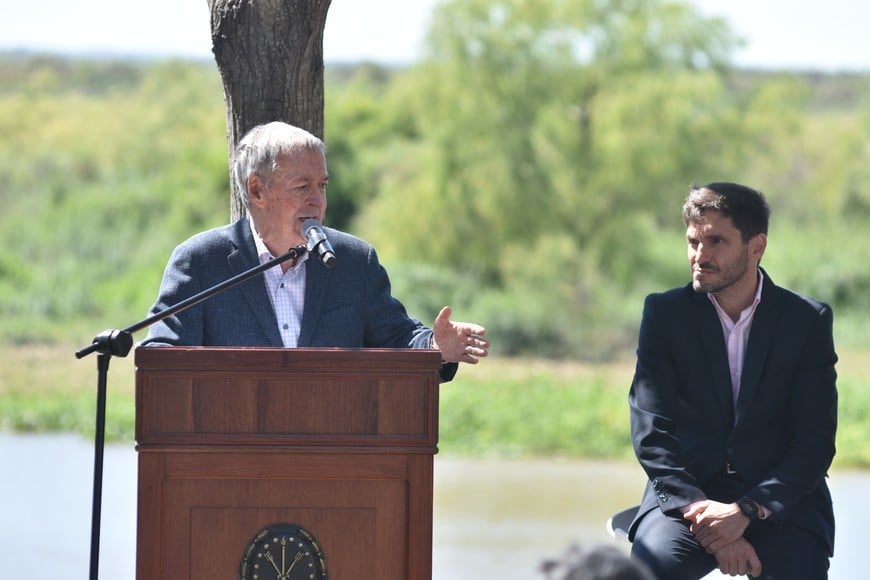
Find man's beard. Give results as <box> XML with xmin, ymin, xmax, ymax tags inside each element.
<box><xmin>691</xmin><ymin>245</ymin><xmax>751</xmax><ymax>294</ymax></box>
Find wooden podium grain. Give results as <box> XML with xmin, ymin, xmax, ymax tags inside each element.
<box><xmin>134</xmin><ymin>347</ymin><xmax>443</xmax><ymax>579</ymax></box>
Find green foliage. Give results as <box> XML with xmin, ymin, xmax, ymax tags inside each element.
<box><xmin>765</xmin><ymin>219</ymin><xmax>870</xmax><ymax>310</ymax></box>
<box><xmin>440</xmin><ymin>368</ymin><xmax>634</xmax><ymax>459</ymax></box>
<box><xmin>0</xmin><ymin>56</ymin><xmax>228</xmax><ymax>342</ymax></box>
<box><xmin>0</xmin><ymin>388</ymin><xmax>134</xmax><ymax>443</ymax></box>
<box><xmin>836</xmin><ymin>372</ymin><xmax>870</xmax><ymax>467</ymax></box>
<box><xmin>324</xmin><ymin>64</ymin><xmax>417</xmax><ymax>229</ymax></box>
<box><xmin>385</xmin><ymin>261</ymin><xmax>482</xmax><ymax>324</ymax></box>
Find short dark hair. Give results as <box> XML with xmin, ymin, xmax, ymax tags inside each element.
<box><xmin>682</xmin><ymin>182</ymin><xmax>771</xmax><ymax>242</ymax></box>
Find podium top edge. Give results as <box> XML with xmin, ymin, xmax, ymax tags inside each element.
<box><xmin>133</xmin><ymin>346</ymin><xmax>443</xmax><ymax>372</ymax></box>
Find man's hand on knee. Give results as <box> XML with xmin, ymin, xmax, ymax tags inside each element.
<box><xmin>684</xmin><ymin>499</ymin><xmax>750</xmax><ymax>552</ymax></box>
<box><xmin>712</xmin><ymin>538</ymin><xmax>762</xmax><ymax>577</ymax></box>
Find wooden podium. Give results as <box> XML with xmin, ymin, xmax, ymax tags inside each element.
<box><xmin>134</xmin><ymin>347</ymin><xmax>443</xmax><ymax>580</ymax></box>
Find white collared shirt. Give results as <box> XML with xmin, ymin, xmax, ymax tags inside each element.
<box><xmin>250</xmin><ymin>216</ymin><xmax>308</xmax><ymax>347</ymax></box>
<box><xmin>682</xmin><ymin>271</ymin><xmax>771</xmax><ymax>518</ymax></box>
<box><xmin>708</xmin><ymin>270</ymin><xmax>765</xmax><ymax>408</ymax></box>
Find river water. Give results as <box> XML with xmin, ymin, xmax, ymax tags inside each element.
<box><xmin>1</xmin><ymin>433</ymin><xmax>865</xmax><ymax>579</ymax></box>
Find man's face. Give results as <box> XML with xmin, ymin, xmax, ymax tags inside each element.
<box><xmin>686</xmin><ymin>210</ymin><xmax>763</xmax><ymax>295</ymax></box>
<box><xmin>249</xmin><ymin>150</ymin><xmax>328</xmax><ymax>249</ymax></box>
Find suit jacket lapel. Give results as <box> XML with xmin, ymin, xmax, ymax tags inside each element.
<box><xmin>735</xmin><ymin>273</ymin><xmax>780</xmax><ymax>424</ymax></box>
<box><xmin>692</xmin><ymin>291</ymin><xmax>735</xmax><ymax>428</ymax></box>
<box><xmin>297</xmin><ymin>258</ymin><xmax>333</xmax><ymax>346</ymax></box>
<box><xmin>228</xmin><ymin>220</ymin><xmax>283</xmax><ymax>347</ymax></box>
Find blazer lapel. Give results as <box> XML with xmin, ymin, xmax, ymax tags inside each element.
<box><xmin>296</xmin><ymin>258</ymin><xmax>333</xmax><ymax>346</ymax></box>
<box><xmin>735</xmin><ymin>273</ymin><xmax>780</xmax><ymax>424</ymax></box>
<box><xmin>692</xmin><ymin>291</ymin><xmax>735</xmax><ymax>428</ymax></box>
<box><xmin>228</xmin><ymin>220</ymin><xmax>283</xmax><ymax>347</ymax></box>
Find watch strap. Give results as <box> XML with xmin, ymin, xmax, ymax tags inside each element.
<box><xmin>736</xmin><ymin>496</ymin><xmax>760</xmax><ymax>522</ymax></box>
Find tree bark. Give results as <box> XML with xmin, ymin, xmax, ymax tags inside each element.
<box><xmin>208</xmin><ymin>0</ymin><xmax>332</xmax><ymax>220</ymax></box>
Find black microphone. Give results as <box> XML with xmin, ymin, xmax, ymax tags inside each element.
<box><xmin>302</xmin><ymin>219</ymin><xmax>337</xmax><ymax>268</ymax></box>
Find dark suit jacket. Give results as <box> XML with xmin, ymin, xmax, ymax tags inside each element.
<box><xmin>142</xmin><ymin>218</ymin><xmax>458</xmax><ymax>381</ymax></box>
<box><xmin>628</xmin><ymin>270</ymin><xmax>837</xmax><ymax>554</ymax></box>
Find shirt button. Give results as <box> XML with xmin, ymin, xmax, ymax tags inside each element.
<box><xmin>282</xmin><ymin>323</ymin><xmax>289</xmax><ymax>330</ymax></box>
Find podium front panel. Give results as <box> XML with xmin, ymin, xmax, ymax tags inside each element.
<box><xmin>134</xmin><ymin>347</ymin><xmax>441</xmax><ymax>580</ymax></box>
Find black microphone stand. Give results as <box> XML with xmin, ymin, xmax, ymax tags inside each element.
<box><xmin>74</xmin><ymin>244</ymin><xmax>308</xmax><ymax>580</ymax></box>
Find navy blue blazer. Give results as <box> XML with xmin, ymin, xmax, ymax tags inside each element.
<box><xmin>628</xmin><ymin>270</ymin><xmax>837</xmax><ymax>554</ymax></box>
<box><xmin>143</xmin><ymin>218</ymin><xmax>458</xmax><ymax>381</ymax></box>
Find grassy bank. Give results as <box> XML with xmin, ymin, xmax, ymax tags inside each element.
<box><xmin>1</xmin><ymin>343</ymin><xmax>867</xmax><ymax>469</ymax></box>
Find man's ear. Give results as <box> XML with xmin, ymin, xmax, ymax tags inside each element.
<box><xmin>752</xmin><ymin>233</ymin><xmax>767</xmax><ymax>262</ymax></box>
<box><xmin>247</xmin><ymin>174</ymin><xmax>265</xmax><ymax>208</ymax></box>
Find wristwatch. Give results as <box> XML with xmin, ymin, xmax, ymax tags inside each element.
<box><xmin>736</xmin><ymin>496</ymin><xmax>760</xmax><ymax>522</ymax></box>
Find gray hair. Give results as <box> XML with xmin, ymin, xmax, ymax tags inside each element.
<box><xmin>232</xmin><ymin>122</ymin><xmax>327</xmax><ymax>212</ymax></box>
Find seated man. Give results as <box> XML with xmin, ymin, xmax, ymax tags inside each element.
<box><xmin>628</xmin><ymin>182</ymin><xmax>837</xmax><ymax>579</ymax></box>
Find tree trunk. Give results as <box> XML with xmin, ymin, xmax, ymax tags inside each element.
<box><xmin>208</xmin><ymin>0</ymin><xmax>332</xmax><ymax>220</ymax></box>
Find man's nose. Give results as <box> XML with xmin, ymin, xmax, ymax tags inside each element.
<box><xmin>305</xmin><ymin>188</ymin><xmax>325</xmax><ymax>205</ymax></box>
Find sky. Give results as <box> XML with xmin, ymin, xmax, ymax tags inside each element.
<box><xmin>1</xmin><ymin>0</ymin><xmax>869</xmax><ymax>72</ymax></box>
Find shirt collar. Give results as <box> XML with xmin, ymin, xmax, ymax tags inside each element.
<box><xmin>707</xmin><ymin>268</ymin><xmax>764</xmax><ymax>320</ymax></box>
<box><xmin>249</xmin><ymin>214</ymin><xmax>308</xmax><ymax>268</ymax></box>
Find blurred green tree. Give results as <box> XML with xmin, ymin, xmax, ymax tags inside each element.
<box><xmin>352</xmin><ymin>0</ymin><xmax>744</xmax><ymax>283</ymax></box>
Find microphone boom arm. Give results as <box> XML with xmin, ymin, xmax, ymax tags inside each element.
<box><xmin>74</xmin><ymin>242</ymin><xmax>307</xmax><ymax>580</ymax></box>
<box><xmin>76</xmin><ymin>244</ymin><xmax>308</xmax><ymax>359</ymax></box>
